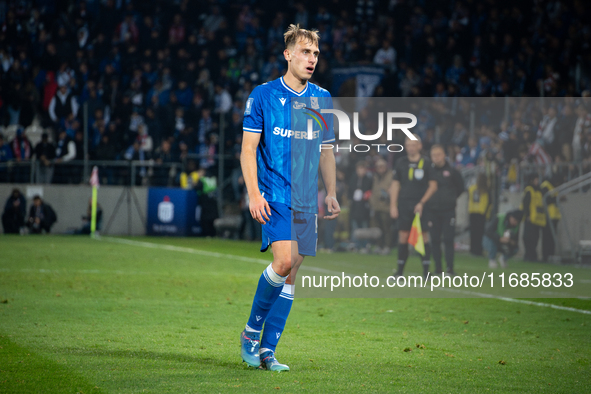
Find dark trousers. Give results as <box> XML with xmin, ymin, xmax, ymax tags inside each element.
<box><xmin>429</xmin><ymin>210</ymin><xmax>456</xmax><ymax>273</ymax></box>
<box><xmin>469</xmin><ymin>213</ymin><xmax>486</xmax><ymax>255</ymax></box>
<box><xmin>373</xmin><ymin>210</ymin><xmax>393</xmax><ymax>248</ymax></box>
<box><xmin>2</xmin><ymin>211</ymin><xmax>24</xmax><ymax>233</ymax></box>
<box><xmin>523</xmin><ymin>221</ymin><xmax>542</xmax><ymax>261</ymax></box>
<box><xmin>542</xmin><ymin>219</ymin><xmax>559</xmax><ymax>262</ymax></box>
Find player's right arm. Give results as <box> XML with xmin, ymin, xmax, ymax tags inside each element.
<box><xmin>241</xmin><ymin>132</ymin><xmax>271</xmax><ymax>225</ymax></box>
<box><xmin>241</xmin><ymin>86</ymin><xmax>271</xmax><ymax>225</ymax></box>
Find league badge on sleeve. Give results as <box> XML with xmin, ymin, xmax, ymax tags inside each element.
<box><xmin>245</xmin><ymin>98</ymin><xmax>254</xmax><ymax>115</ymax></box>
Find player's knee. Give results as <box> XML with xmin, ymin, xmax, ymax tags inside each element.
<box><xmin>272</xmin><ymin>257</ymin><xmax>292</xmax><ymax>277</ymax></box>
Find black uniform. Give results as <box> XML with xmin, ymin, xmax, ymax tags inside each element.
<box><xmin>393</xmin><ymin>155</ymin><xmax>435</xmax><ymax>232</ymax></box>
<box><xmin>426</xmin><ymin>161</ymin><xmax>465</xmax><ymax>273</ymax></box>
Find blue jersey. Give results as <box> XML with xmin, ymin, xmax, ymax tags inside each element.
<box><xmin>243</xmin><ymin>76</ymin><xmax>335</xmax><ymax>213</ymax></box>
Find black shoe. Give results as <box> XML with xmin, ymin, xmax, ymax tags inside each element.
<box><xmin>445</xmin><ymin>270</ymin><xmax>457</xmax><ymax>277</ymax></box>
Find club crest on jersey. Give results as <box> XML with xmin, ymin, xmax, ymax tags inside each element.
<box><xmin>293</xmin><ymin>101</ymin><xmax>306</xmax><ymax>109</ymax></box>
<box><xmin>279</xmin><ymin>98</ymin><xmax>286</xmax><ymax>106</ymax></box>
<box><xmin>245</xmin><ymin>98</ymin><xmax>253</xmax><ymax>115</ymax></box>
<box><xmin>311</xmin><ymin>97</ymin><xmax>320</xmax><ymax>109</ymax></box>
<box><xmin>414</xmin><ymin>169</ymin><xmax>424</xmax><ymax>180</ymax></box>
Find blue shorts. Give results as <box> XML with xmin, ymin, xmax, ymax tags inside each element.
<box><xmin>260</xmin><ymin>202</ymin><xmax>318</xmax><ymax>257</ymax></box>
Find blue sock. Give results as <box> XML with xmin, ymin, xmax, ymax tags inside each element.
<box><xmin>261</xmin><ymin>284</ymin><xmax>294</xmax><ymax>353</ymax></box>
<box><xmin>246</xmin><ymin>264</ymin><xmax>287</xmax><ymax>331</ymax></box>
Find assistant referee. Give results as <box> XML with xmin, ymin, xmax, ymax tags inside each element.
<box><xmin>390</xmin><ymin>136</ymin><xmax>438</xmax><ymax>279</ymax></box>
<box><xmin>426</xmin><ymin>145</ymin><xmax>465</xmax><ymax>276</ymax></box>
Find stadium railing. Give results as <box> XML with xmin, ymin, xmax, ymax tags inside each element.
<box><xmin>0</xmin><ymin>159</ymin><xmax>183</xmax><ymax>187</ymax></box>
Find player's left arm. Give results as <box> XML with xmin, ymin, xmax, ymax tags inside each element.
<box><xmin>320</xmin><ymin>148</ymin><xmax>340</xmax><ymax>219</ymax></box>
<box><xmin>320</xmin><ymin>93</ymin><xmax>339</xmax><ymax>219</ymax></box>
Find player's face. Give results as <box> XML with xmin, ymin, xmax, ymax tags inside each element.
<box><xmin>404</xmin><ymin>139</ymin><xmax>421</xmax><ymax>156</ymax></box>
<box><xmin>285</xmin><ymin>39</ymin><xmax>319</xmax><ymax>81</ymax></box>
<box><xmin>431</xmin><ymin>147</ymin><xmax>446</xmax><ymax>166</ymax></box>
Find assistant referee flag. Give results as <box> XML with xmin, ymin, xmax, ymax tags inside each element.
<box><xmin>408</xmin><ymin>213</ymin><xmax>425</xmax><ymax>256</ymax></box>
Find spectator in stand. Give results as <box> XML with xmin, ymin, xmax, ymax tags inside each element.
<box><xmin>94</xmin><ymin>134</ymin><xmax>118</xmax><ymax>184</ymax></box>
<box><xmin>0</xmin><ymin>134</ymin><xmax>14</xmax><ymax>182</ymax></box>
<box><xmin>10</xmin><ymin>127</ymin><xmax>32</xmax><ymax>183</ymax></box>
<box><xmin>27</xmin><ymin>195</ymin><xmax>57</xmax><ymax>234</ymax></box>
<box><xmin>373</xmin><ymin>40</ymin><xmax>396</xmax><ymax>70</ymax></box>
<box><xmin>175</xmin><ymin>80</ymin><xmax>193</xmax><ymax>108</ymax></box>
<box><xmin>41</xmin><ymin>71</ymin><xmax>58</xmax><ymax>126</ymax></box>
<box><xmin>349</xmin><ymin>161</ymin><xmax>373</xmax><ymax>252</ymax></box>
<box><xmin>48</xmin><ymin>84</ymin><xmax>79</xmax><ymax>127</ymax></box>
<box><xmin>153</xmin><ymin>139</ymin><xmax>174</xmax><ymax>186</ymax></box>
<box><xmin>2</xmin><ymin>188</ymin><xmax>26</xmax><ymax>234</ymax></box>
<box><xmin>572</xmin><ymin>104</ymin><xmax>591</xmax><ymax>163</ymax></box>
<box><xmin>537</xmin><ymin>107</ymin><xmax>559</xmax><ymax>159</ymax></box>
<box><xmin>34</xmin><ymin>132</ymin><xmax>56</xmax><ymax>184</ymax></box>
<box><xmin>370</xmin><ymin>159</ymin><xmax>394</xmax><ymax>255</ymax></box>
<box><xmin>458</xmin><ymin>137</ymin><xmax>481</xmax><ymax>167</ymax></box>
<box><xmin>213</xmin><ymin>84</ymin><xmax>232</xmax><ymax>115</ymax></box>
<box><xmin>53</xmin><ymin>129</ymin><xmax>77</xmax><ymax>184</ymax></box>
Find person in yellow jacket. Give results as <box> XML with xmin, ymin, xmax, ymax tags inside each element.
<box><xmin>521</xmin><ymin>174</ymin><xmax>546</xmax><ymax>262</ymax></box>
<box><xmin>180</xmin><ymin>160</ymin><xmax>200</xmax><ymax>190</ymax></box>
<box><xmin>468</xmin><ymin>173</ymin><xmax>492</xmax><ymax>256</ymax></box>
<box><xmin>540</xmin><ymin>175</ymin><xmax>562</xmax><ymax>262</ymax></box>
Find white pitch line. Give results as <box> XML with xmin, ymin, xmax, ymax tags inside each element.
<box><xmin>437</xmin><ymin>288</ymin><xmax>591</xmax><ymax>315</ymax></box>
<box><xmin>101</xmin><ymin>236</ymin><xmax>339</xmax><ymax>275</ymax></box>
<box><xmin>101</xmin><ymin>237</ymin><xmax>591</xmax><ymax>315</ymax></box>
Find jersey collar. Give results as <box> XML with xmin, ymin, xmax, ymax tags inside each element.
<box><xmin>280</xmin><ymin>76</ymin><xmax>309</xmax><ymax>96</ymax></box>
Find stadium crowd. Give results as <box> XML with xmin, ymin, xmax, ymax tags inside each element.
<box><xmin>0</xmin><ymin>0</ymin><xmax>590</xmax><ymax>244</ymax></box>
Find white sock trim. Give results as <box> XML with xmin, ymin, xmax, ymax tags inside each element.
<box><xmin>264</xmin><ymin>263</ymin><xmax>287</xmax><ymax>287</ymax></box>
<box><xmin>282</xmin><ymin>283</ymin><xmax>294</xmax><ymax>296</ymax></box>
<box><xmin>245</xmin><ymin>324</ymin><xmax>261</xmax><ymax>333</ymax></box>
<box><xmin>259</xmin><ymin>347</ymin><xmax>273</xmax><ymax>355</ymax></box>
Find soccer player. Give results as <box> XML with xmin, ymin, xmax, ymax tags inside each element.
<box><xmin>389</xmin><ymin>137</ymin><xmax>437</xmax><ymax>279</ymax></box>
<box><xmin>239</xmin><ymin>24</ymin><xmax>340</xmax><ymax>372</ymax></box>
<box><xmin>426</xmin><ymin>145</ymin><xmax>465</xmax><ymax>276</ymax></box>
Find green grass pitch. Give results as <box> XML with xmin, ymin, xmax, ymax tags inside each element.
<box><xmin>1</xmin><ymin>235</ymin><xmax>590</xmax><ymax>393</ymax></box>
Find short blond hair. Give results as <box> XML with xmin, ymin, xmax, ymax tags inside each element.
<box><xmin>284</xmin><ymin>24</ymin><xmax>320</xmax><ymax>49</ymax></box>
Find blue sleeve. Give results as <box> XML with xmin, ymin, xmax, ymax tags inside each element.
<box><xmin>243</xmin><ymin>86</ymin><xmax>264</xmax><ymax>133</ymax></box>
<box><xmin>322</xmin><ymin>92</ymin><xmax>335</xmax><ymax>143</ymax></box>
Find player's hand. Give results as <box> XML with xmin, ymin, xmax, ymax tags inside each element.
<box><xmin>324</xmin><ymin>196</ymin><xmax>341</xmax><ymax>219</ymax></box>
<box><xmin>390</xmin><ymin>206</ymin><xmax>398</xmax><ymax>219</ymax></box>
<box><xmin>500</xmin><ymin>236</ymin><xmax>509</xmax><ymax>244</ymax></box>
<box><xmin>414</xmin><ymin>202</ymin><xmax>423</xmax><ymax>216</ymax></box>
<box><xmin>249</xmin><ymin>194</ymin><xmax>271</xmax><ymax>225</ymax></box>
